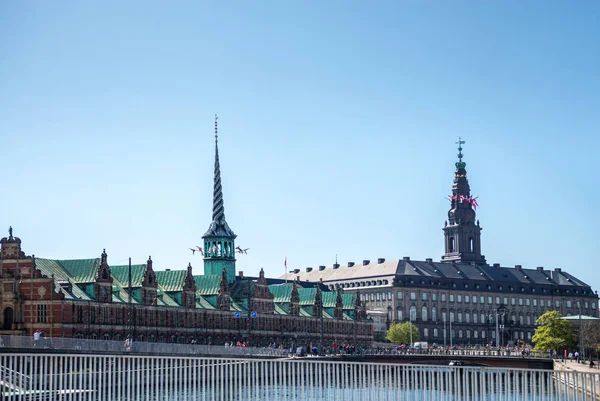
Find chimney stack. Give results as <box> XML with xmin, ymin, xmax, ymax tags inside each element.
<box><xmin>378</xmin><ymin>258</ymin><xmax>385</xmax><ymax>264</ymax></box>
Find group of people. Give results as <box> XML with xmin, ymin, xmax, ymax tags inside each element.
<box><xmin>33</xmin><ymin>329</ymin><xmax>50</xmax><ymax>348</ymax></box>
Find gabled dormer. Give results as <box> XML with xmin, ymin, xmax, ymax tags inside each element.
<box><xmin>313</xmin><ymin>286</ymin><xmax>323</xmax><ymax>317</ymax></box>
<box><xmin>250</xmin><ymin>268</ymin><xmax>274</xmax><ymax>314</ymax></box>
<box><xmin>217</xmin><ymin>268</ymin><xmax>231</xmax><ymax>311</ymax></box>
<box><xmin>141</xmin><ymin>256</ymin><xmax>158</xmax><ymax>306</ymax></box>
<box><xmin>94</xmin><ymin>249</ymin><xmax>113</xmax><ymax>303</ymax></box>
<box><xmin>290</xmin><ymin>284</ymin><xmax>300</xmax><ymax>316</ymax></box>
<box><xmin>182</xmin><ymin>263</ymin><xmax>197</xmax><ymax>309</ymax></box>
<box><xmin>334</xmin><ymin>288</ymin><xmax>344</xmax><ymax>320</ymax></box>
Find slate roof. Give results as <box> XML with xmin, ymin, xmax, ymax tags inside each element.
<box><xmin>282</xmin><ymin>259</ymin><xmax>594</xmax><ymax>292</ymax></box>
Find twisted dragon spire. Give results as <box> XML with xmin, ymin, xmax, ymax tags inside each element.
<box><xmin>212</xmin><ymin>115</ymin><xmax>225</xmax><ymax>223</ymax></box>
<box><xmin>204</xmin><ymin>115</ymin><xmax>235</xmax><ymax>238</ymax></box>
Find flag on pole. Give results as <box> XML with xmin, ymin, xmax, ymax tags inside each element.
<box><xmin>284</xmin><ymin>257</ymin><xmax>288</xmax><ymax>284</ymax></box>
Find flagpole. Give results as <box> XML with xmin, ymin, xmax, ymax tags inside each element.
<box><xmin>284</xmin><ymin>257</ymin><xmax>287</xmax><ymax>284</ymax></box>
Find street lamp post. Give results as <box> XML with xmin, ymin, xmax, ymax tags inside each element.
<box><xmin>443</xmin><ymin>314</ymin><xmax>447</xmax><ymax>348</ymax></box>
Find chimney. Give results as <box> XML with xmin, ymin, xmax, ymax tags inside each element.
<box><xmin>378</xmin><ymin>258</ymin><xmax>385</xmax><ymax>264</ymax></box>
<box><xmin>536</xmin><ymin>266</ymin><xmax>544</xmax><ymax>272</ymax></box>
<box><xmin>306</xmin><ymin>267</ymin><xmax>313</xmax><ymax>272</ymax></box>
<box><xmin>493</xmin><ymin>263</ymin><xmax>500</xmax><ymax>268</ymax></box>
<box><xmin>425</xmin><ymin>258</ymin><xmax>433</xmax><ymax>263</ymax></box>
<box><xmin>348</xmin><ymin>262</ymin><xmax>355</xmax><ymax>267</ymax></box>
<box><xmin>238</xmin><ymin>271</ymin><xmax>244</xmax><ymax>278</ymax></box>
<box><xmin>293</xmin><ymin>269</ymin><xmax>300</xmax><ymax>274</ymax></box>
<box><xmin>515</xmin><ymin>265</ymin><xmax>522</xmax><ymax>270</ymax></box>
<box><xmin>554</xmin><ymin>268</ymin><xmax>562</xmax><ymax>272</ymax></box>
<box><xmin>333</xmin><ymin>264</ymin><xmax>340</xmax><ymax>269</ymax></box>
<box><xmin>403</xmin><ymin>257</ymin><xmax>410</xmax><ymax>261</ymax></box>
<box><xmin>362</xmin><ymin>260</ymin><xmax>370</xmax><ymax>266</ymax></box>
<box><xmin>319</xmin><ymin>265</ymin><xmax>326</xmax><ymax>271</ymax></box>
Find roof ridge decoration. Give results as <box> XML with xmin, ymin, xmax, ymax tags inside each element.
<box><xmin>204</xmin><ymin>114</ymin><xmax>235</xmax><ymax>238</ymax></box>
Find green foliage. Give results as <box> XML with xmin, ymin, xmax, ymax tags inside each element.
<box><xmin>532</xmin><ymin>310</ymin><xmax>574</xmax><ymax>351</ymax></box>
<box><xmin>386</xmin><ymin>322</ymin><xmax>420</xmax><ymax>344</ymax></box>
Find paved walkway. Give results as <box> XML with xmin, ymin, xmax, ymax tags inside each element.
<box><xmin>555</xmin><ymin>359</ymin><xmax>600</xmax><ymax>373</ymax></box>
<box><xmin>554</xmin><ymin>360</ymin><xmax>600</xmax><ymax>399</ymax></box>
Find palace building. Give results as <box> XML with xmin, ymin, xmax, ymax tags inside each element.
<box><xmin>0</xmin><ymin>119</ymin><xmax>372</xmax><ymax>346</ymax></box>
<box><xmin>284</xmin><ymin>141</ymin><xmax>598</xmax><ymax>345</ymax></box>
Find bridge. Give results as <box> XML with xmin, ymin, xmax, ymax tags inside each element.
<box><xmin>1</xmin><ymin>352</ymin><xmax>598</xmax><ymax>400</ymax></box>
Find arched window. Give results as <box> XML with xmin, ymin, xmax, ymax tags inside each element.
<box><xmin>409</xmin><ymin>306</ymin><xmax>417</xmax><ymax>321</ymax></box>
<box><xmin>473</xmin><ymin>311</ymin><xmax>478</xmax><ymax>324</ymax></box>
<box><xmin>465</xmin><ymin>312</ymin><xmax>470</xmax><ymax>323</ymax></box>
<box><xmin>457</xmin><ymin>311</ymin><xmax>463</xmax><ymax>323</ymax></box>
<box><xmin>449</xmin><ymin>237</ymin><xmax>455</xmax><ymax>253</ymax></box>
<box><xmin>469</xmin><ymin>238</ymin><xmax>474</xmax><ymax>253</ymax></box>
<box><xmin>421</xmin><ymin>306</ymin><xmax>428</xmax><ymax>322</ymax></box>
<box><xmin>431</xmin><ymin>307</ymin><xmax>437</xmax><ymax>322</ymax></box>
<box><xmin>450</xmin><ymin>311</ymin><xmax>455</xmax><ymax>323</ymax></box>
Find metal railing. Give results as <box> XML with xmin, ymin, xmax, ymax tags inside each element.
<box><xmin>1</xmin><ymin>353</ymin><xmax>599</xmax><ymax>400</ymax></box>
<box><xmin>0</xmin><ymin>334</ymin><xmax>288</xmax><ymax>357</ymax></box>
<box><xmin>362</xmin><ymin>347</ymin><xmax>553</xmax><ymax>359</ymax></box>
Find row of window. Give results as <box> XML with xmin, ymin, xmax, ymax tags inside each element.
<box><xmin>361</xmin><ymin>292</ymin><xmax>596</xmax><ymax>310</ymax></box>
<box><xmin>397</xmin><ymin>307</ymin><xmax>540</xmax><ymax>326</ymax></box>
<box><xmin>421</xmin><ymin>328</ymin><xmax>533</xmax><ymax>341</ymax></box>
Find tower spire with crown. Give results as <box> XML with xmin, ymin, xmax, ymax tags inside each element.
<box><xmin>442</xmin><ymin>138</ymin><xmax>485</xmax><ymax>263</ymax></box>
<box><xmin>202</xmin><ymin>115</ymin><xmax>237</xmax><ymax>283</ymax></box>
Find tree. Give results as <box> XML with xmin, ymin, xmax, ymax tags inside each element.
<box><xmin>532</xmin><ymin>311</ymin><xmax>574</xmax><ymax>352</ymax></box>
<box><xmin>580</xmin><ymin>319</ymin><xmax>600</xmax><ymax>359</ymax></box>
<box><xmin>386</xmin><ymin>322</ymin><xmax>420</xmax><ymax>344</ymax></box>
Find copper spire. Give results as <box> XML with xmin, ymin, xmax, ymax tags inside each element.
<box><xmin>204</xmin><ymin>115</ymin><xmax>235</xmax><ymax>238</ymax></box>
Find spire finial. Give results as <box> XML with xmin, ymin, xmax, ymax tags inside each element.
<box><xmin>8</xmin><ymin>226</ymin><xmax>13</xmax><ymax>239</ymax></box>
<box><xmin>215</xmin><ymin>114</ymin><xmax>218</xmax><ymax>145</ymax></box>
<box><xmin>455</xmin><ymin>137</ymin><xmax>466</xmax><ymax>169</ymax></box>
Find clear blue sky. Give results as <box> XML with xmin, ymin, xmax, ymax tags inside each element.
<box><xmin>1</xmin><ymin>2</ymin><xmax>599</xmax><ymax>293</ymax></box>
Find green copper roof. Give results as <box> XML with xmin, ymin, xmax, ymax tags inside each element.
<box><xmin>561</xmin><ymin>315</ymin><xmax>600</xmax><ymax>320</ymax></box>
<box><xmin>298</xmin><ymin>288</ymin><xmax>316</xmax><ymax>305</ymax></box>
<box><xmin>34</xmin><ymin>258</ymin><xmax>93</xmax><ymax>300</ymax></box>
<box><xmin>194</xmin><ymin>275</ymin><xmax>221</xmax><ymax>296</ymax></box>
<box><xmin>322</xmin><ymin>291</ymin><xmax>337</xmax><ymax>308</ymax></box>
<box><xmin>154</xmin><ymin>270</ymin><xmax>186</xmax><ymax>292</ymax></box>
<box><xmin>197</xmin><ymin>295</ymin><xmax>217</xmax><ymax>310</ymax></box>
<box><xmin>274</xmin><ymin>303</ymin><xmax>288</xmax><ymax>315</ymax></box>
<box><xmin>110</xmin><ymin>264</ymin><xmax>146</xmax><ymax>288</ymax></box>
<box><xmin>56</xmin><ymin>258</ymin><xmax>99</xmax><ymax>283</ymax></box>
<box><xmin>230</xmin><ymin>300</ymin><xmax>244</xmax><ymax>312</ymax></box>
<box><xmin>157</xmin><ymin>290</ymin><xmax>180</xmax><ymax>306</ymax></box>
<box><xmin>341</xmin><ymin>293</ymin><xmax>356</xmax><ymax>310</ymax></box>
<box><xmin>269</xmin><ymin>284</ymin><xmax>293</xmax><ymax>303</ymax></box>
<box><xmin>299</xmin><ymin>306</ymin><xmax>313</xmax><ymax>317</ymax></box>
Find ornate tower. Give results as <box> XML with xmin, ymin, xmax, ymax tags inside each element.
<box><xmin>94</xmin><ymin>249</ymin><xmax>113</xmax><ymax>303</ymax></box>
<box><xmin>141</xmin><ymin>256</ymin><xmax>158</xmax><ymax>306</ymax></box>
<box><xmin>441</xmin><ymin>138</ymin><xmax>485</xmax><ymax>264</ymax></box>
<box><xmin>182</xmin><ymin>263</ymin><xmax>197</xmax><ymax>309</ymax></box>
<box><xmin>202</xmin><ymin>115</ymin><xmax>237</xmax><ymax>283</ymax></box>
